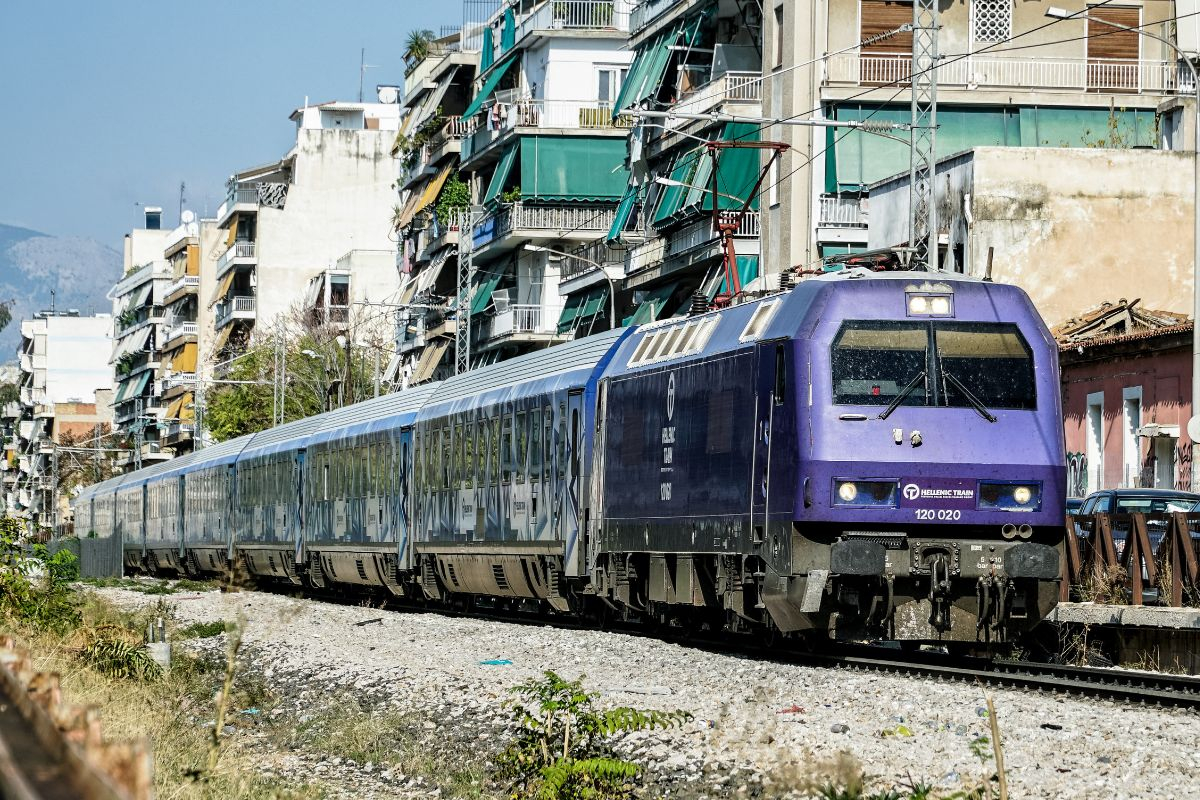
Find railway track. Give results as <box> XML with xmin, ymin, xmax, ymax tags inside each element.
<box><xmin>0</xmin><ymin>637</ymin><xmax>150</xmax><ymax>800</ymax></box>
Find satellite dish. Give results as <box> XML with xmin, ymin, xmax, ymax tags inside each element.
<box><xmin>181</xmin><ymin>210</ymin><xmax>196</xmax><ymax>224</ymax></box>
<box><xmin>1187</xmin><ymin>416</ymin><xmax>1200</xmax><ymax>443</ymax></box>
<box><xmin>376</xmin><ymin>85</ymin><xmax>400</xmax><ymax>104</ymax></box>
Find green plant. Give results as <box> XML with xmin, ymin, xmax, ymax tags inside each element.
<box><xmin>0</xmin><ymin>516</ymin><xmax>81</xmax><ymax>632</ymax></box>
<box><xmin>435</xmin><ymin>173</ymin><xmax>471</xmax><ymax>226</ymax></box>
<box><xmin>500</xmin><ymin>185</ymin><xmax>522</xmax><ymax>204</ymax></box>
<box><xmin>404</xmin><ymin>29</ymin><xmax>436</xmax><ymax>65</ymax></box>
<box><xmin>494</xmin><ymin>670</ymin><xmax>691</xmax><ymax>800</ymax></box>
<box><xmin>79</xmin><ymin>636</ymin><xmax>164</xmax><ymax>681</ymax></box>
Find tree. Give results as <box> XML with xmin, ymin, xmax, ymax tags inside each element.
<box><xmin>0</xmin><ymin>299</ymin><xmax>12</xmax><ymax>333</ymax></box>
<box><xmin>404</xmin><ymin>29</ymin><xmax>436</xmax><ymax>65</ymax></box>
<box><xmin>202</xmin><ymin>303</ymin><xmax>397</xmax><ymax>442</ymax></box>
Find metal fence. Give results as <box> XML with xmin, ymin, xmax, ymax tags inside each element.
<box><xmin>1065</xmin><ymin>512</ymin><xmax>1200</xmax><ymax>606</ymax></box>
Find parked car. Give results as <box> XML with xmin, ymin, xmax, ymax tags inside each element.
<box><xmin>1075</xmin><ymin>488</ymin><xmax>1200</xmax><ymax>552</ymax></box>
<box><xmin>1066</xmin><ymin>497</ymin><xmax>1085</xmax><ymax>516</ymax></box>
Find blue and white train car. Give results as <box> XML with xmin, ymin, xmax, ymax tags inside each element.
<box><xmin>182</xmin><ymin>436</ymin><xmax>252</xmax><ymax>575</ymax></box>
<box><xmin>410</xmin><ymin>329</ymin><xmax>631</xmax><ymax>610</ymax></box>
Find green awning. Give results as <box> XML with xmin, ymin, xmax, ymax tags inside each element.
<box><xmin>629</xmin><ymin>281</ymin><xmax>679</xmax><ymax>325</ymax></box>
<box><xmin>483</xmin><ymin>142</ymin><xmax>519</xmax><ymax>206</ymax></box>
<box><xmin>606</xmin><ymin>183</ymin><xmax>640</xmax><ymax>243</ymax></box>
<box><xmin>113</xmin><ymin>378</ymin><xmax>130</xmax><ymax>404</ymax></box>
<box><xmin>652</xmin><ymin>148</ymin><xmax>703</xmax><ymax>226</ymax></box>
<box><xmin>613</xmin><ymin>9</ymin><xmax>710</xmax><ymax>115</ymax></box>
<box><xmin>520</xmin><ymin>136</ymin><xmax>629</xmax><ymax>201</ymax></box>
<box><xmin>501</xmin><ymin>6</ymin><xmax>516</xmax><ymax>51</ymax></box>
<box><xmin>481</xmin><ymin>27</ymin><xmax>494</xmax><ymax>72</ymax></box>
<box><xmin>461</xmin><ymin>51</ymin><xmax>519</xmax><ymax>120</ymax></box>
<box><xmin>706</xmin><ymin>256</ymin><xmax>760</xmax><ymax>298</ymax></box>
<box><xmin>710</xmin><ymin>123</ymin><xmax>761</xmax><ymax>212</ymax></box>
<box><xmin>471</xmin><ymin>269</ymin><xmax>504</xmax><ymax>315</ymax></box>
<box><xmin>557</xmin><ymin>292</ymin><xmax>587</xmax><ymax>333</ymax></box>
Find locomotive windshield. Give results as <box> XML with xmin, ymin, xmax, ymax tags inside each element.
<box><xmin>831</xmin><ymin>321</ymin><xmax>1036</xmax><ymax>410</ymax></box>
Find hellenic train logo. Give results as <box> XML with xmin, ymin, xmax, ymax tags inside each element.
<box><xmin>666</xmin><ymin>373</ymin><xmax>675</xmax><ymax>422</ymax></box>
<box><xmin>902</xmin><ymin>483</ymin><xmax>920</xmax><ymax>500</ymax></box>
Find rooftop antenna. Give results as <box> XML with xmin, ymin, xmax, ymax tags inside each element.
<box><xmin>358</xmin><ymin>48</ymin><xmax>378</xmax><ymax>102</ymax></box>
<box><xmin>178</xmin><ymin>181</ymin><xmax>187</xmax><ymax>226</ymax></box>
<box><xmin>49</xmin><ymin>289</ymin><xmax>55</xmax><ymax>314</ymax></box>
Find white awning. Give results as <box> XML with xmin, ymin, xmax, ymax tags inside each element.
<box><xmin>410</xmin><ymin>67</ymin><xmax>459</xmax><ymax>134</ymax></box>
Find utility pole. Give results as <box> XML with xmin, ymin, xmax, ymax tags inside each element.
<box><xmin>455</xmin><ymin>209</ymin><xmax>481</xmax><ymax>375</ymax></box>
<box><xmin>909</xmin><ymin>0</ymin><xmax>939</xmax><ymax>270</ymax></box>
<box><xmin>132</xmin><ymin>397</ymin><xmax>144</xmax><ymax>471</ymax></box>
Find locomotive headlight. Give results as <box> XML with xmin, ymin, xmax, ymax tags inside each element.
<box><xmin>906</xmin><ymin>292</ymin><xmax>954</xmax><ymax>317</ymax></box>
<box><xmin>833</xmin><ymin>480</ymin><xmax>899</xmax><ymax>507</ymax></box>
<box><xmin>908</xmin><ymin>295</ymin><xmax>930</xmax><ymax>315</ymax></box>
<box><xmin>977</xmin><ymin>481</ymin><xmax>1042</xmax><ymax>511</ymax></box>
<box><xmin>838</xmin><ymin>482</ymin><xmax>858</xmax><ymax>502</ymax></box>
<box><xmin>929</xmin><ymin>296</ymin><xmax>952</xmax><ymax>315</ymax></box>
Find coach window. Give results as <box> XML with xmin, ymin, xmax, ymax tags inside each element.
<box><xmin>443</xmin><ymin>426</ymin><xmax>453</xmax><ymax>490</ymax></box>
<box><xmin>558</xmin><ymin>403</ymin><xmax>568</xmax><ymax>480</ymax></box>
<box><xmin>501</xmin><ymin>413</ymin><xmax>513</xmax><ymax>484</ymax></box>
<box><xmin>515</xmin><ymin>411</ymin><xmax>528</xmax><ymax>483</ymax></box>
<box><xmin>490</xmin><ymin>417</ymin><xmax>501</xmax><ymax>487</ymax></box>
<box><xmin>530</xmin><ymin>409</ymin><xmax>543</xmax><ymax>483</ymax></box>
<box><xmin>543</xmin><ymin>407</ymin><xmax>553</xmax><ymax>482</ymax></box>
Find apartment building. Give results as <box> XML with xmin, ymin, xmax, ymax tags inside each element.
<box><xmin>601</xmin><ymin>0</ymin><xmax>767</xmax><ymax>323</ymax></box>
<box><xmin>392</xmin><ymin>28</ymin><xmax>479</xmax><ymax>386</ymax></box>
<box><xmin>110</xmin><ymin>209</ymin><xmax>172</xmax><ymax>468</ymax></box>
<box><xmin>448</xmin><ymin>0</ymin><xmax>635</xmax><ymax>370</ymax></box>
<box><xmin>211</xmin><ymin>100</ymin><xmax>403</xmax><ymax>359</ymax></box>
<box><xmin>1</xmin><ymin>311</ymin><xmax>112</xmax><ymax>534</ymax></box>
<box><xmin>763</xmin><ymin>0</ymin><xmax>1181</xmax><ymax>271</ymax></box>
<box><xmin>156</xmin><ymin>216</ymin><xmax>222</xmax><ymax>454</ymax></box>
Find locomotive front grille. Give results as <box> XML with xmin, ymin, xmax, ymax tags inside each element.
<box><xmin>841</xmin><ymin>530</ymin><xmax>908</xmax><ymax>549</ymax></box>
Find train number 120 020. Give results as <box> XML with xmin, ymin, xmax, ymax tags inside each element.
<box><xmin>914</xmin><ymin>508</ymin><xmax>961</xmax><ymax>521</ymax></box>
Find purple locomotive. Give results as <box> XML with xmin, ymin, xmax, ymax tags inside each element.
<box><xmin>594</xmin><ymin>269</ymin><xmax>1065</xmax><ymax>646</ymax></box>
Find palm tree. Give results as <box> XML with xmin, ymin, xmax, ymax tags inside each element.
<box><xmin>404</xmin><ymin>29</ymin><xmax>436</xmax><ymax>64</ymax></box>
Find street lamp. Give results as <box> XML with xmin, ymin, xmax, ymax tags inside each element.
<box><xmin>523</xmin><ymin>244</ymin><xmax>617</xmax><ymax>329</ymax></box>
<box><xmin>1046</xmin><ymin>6</ymin><xmax>1200</xmax><ymax>443</ymax></box>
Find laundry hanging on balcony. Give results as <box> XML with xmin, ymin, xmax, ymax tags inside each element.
<box><xmin>520</xmin><ymin>136</ymin><xmax>629</xmax><ymax>201</ymax></box>
<box><xmin>461</xmin><ymin>51</ymin><xmax>520</xmax><ymax>120</ymax></box>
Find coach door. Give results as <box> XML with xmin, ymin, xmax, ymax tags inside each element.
<box><xmin>293</xmin><ymin>450</ymin><xmax>305</xmax><ymax>565</ymax></box>
<box><xmin>751</xmin><ymin>341</ymin><xmax>789</xmax><ymax>548</ymax></box>
<box><xmin>397</xmin><ymin>428</ymin><xmax>414</xmax><ymax>570</ymax></box>
<box><xmin>563</xmin><ymin>389</ymin><xmax>585</xmax><ymax>576</ymax></box>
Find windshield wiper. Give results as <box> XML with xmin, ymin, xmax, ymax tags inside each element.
<box><xmin>942</xmin><ymin>369</ymin><xmax>998</xmax><ymax>423</ymax></box>
<box><xmin>878</xmin><ymin>370</ymin><xmax>926</xmax><ymax>420</ymax></box>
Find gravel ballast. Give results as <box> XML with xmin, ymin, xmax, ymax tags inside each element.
<box><xmin>98</xmin><ymin>586</ymin><xmax>1200</xmax><ymax>799</ymax></box>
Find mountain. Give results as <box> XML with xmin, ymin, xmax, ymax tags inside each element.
<box><xmin>0</xmin><ymin>223</ymin><xmax>122</xmax><ymax>361</ymax></box>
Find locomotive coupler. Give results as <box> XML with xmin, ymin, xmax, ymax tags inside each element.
<box><xmin>927</xmin><ymin>554</ymin><xmax>953</xmax><ymax>631</ymax></box>
<box><xmin>975</xmin><ymin>573</ymin><xmax>1015</xmax><ymax>642</ymax></box>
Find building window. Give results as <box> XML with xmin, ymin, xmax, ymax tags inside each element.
<box><xmin>970</xmin><ymin>0</ymin><xmax>1011</xmax><ymax>43</ymax></box>
<box><xmin>1122</xmin><ymin>386</ymin><xmax>1143</xmax><ymax>487</ymax></box>
<box><xmin>774</xmin><ymin>5</ymin><xmax>785</xmax><ymax>68</ymax></box>
<box><xmin>1086</xmin><ymin>6</ymin><xmax>1141</xmax><ymax>91</ymax></box>
<box><xmin>597</xmin><ymin>67</ymin><xmax>628</xmax><ymax>104</ymax></box>
<box><xmin>1086</xmin><ymin>391</ymin><xmax>1103</xmax><ymax>494</ymax></box>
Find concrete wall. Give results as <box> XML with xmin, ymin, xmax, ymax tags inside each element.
<box><xmin>869</xmin><ymin>147</ymin><xmax>1194</xmax><ymax>327</ymax></box>
<box><xmin>1061</xmin><ymin>342</ymin><xmax>1192</xmax><ymax>494</ymax></box>
<box><xmin>530</xmin><ymin>37</ymin><xmax>633</xmax><ymax>101</ymax></box>
<box><xmin>197</xmin><ymin>220</ymin><xmax>222</xmax><ymax>367</ymax></box>
<box><xmin>255</xmin><ymin>127</ymin><xmax>399</xmax><ymax>328</ymax></box>
<box><xmin>42</xmin><ymin>316</ymin><xmax>112</xmax><ymax>404</ymax></box>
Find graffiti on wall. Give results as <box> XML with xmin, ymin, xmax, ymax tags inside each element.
<box><xmin>1066</xmin><ymin>452</ymin><xmax>1088</xmax><ymax>497</ymax></box>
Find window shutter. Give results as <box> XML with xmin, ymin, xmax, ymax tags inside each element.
<box><xmin>860</xmin><ymin>0</ymin><xmax>914</xmax><ymax>53</ymax></box>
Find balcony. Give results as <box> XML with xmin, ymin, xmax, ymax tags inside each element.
<box><xmin>484</xmin><ymin>304</ymin><xmax>561</xmax><ymax>342</ymax></box>
<box><xmin>825</xmin><ymin>53</ymin><xmax>1183</xmax><ymax>95</ymax></box>
<box><xmin>216</xmin><ymin>181</ymin><xmax>288</xmax><ymax>225</ymax></box>
<box><xmin>215</xmin><ymin>296</ymin><xmax>257</xmax><ymax>329</ymax></box>
<box><xmin>472</xmin><ymin>203</ymin><xmax>619</xmax><ymax>252</ymax></box>
<box><xmin>629</xmin><ymin>0</ymin><xmax>676</xmax><ymax>34</ymax></box>
<box><xmin>163</xmin><ymin>274</ymin><xmax>200</xmax><ymax>305</ymax></box>
<box><xmin>625</xmin><ymin>212</ymin><xmax>760</xmax><ymax>284</ymax></box>
<box><xmin>162</xmin><ymin>421</ymin><xmax>195</xmax><ymax>447</ymax></box>
<box><xmin>165</xmin><ymin>321</ymin><xmax>198</xmax><ymax>345</ymax></box>
<box><xmin>464</xmin><ymin>99</ymin><xmax>633</xmax><ymax>160</ymax></box>
<box><xmin>516</xmin><ymin>0</ymin><xmax>631</xmax><ymax>39</ymax></box>
<box><xmin>216</xmin><ymin>241</ymin><xmax>257</xmax><ymax>279</ymax></box>
<box><xmin>162</xmin><ymin>372</ymin><xmax>196</xmax><ymax>392</ymax></box>
<box><xmin>671</xmin><ymin>72</ymin><xmax>763</xmax><ymax>118</ymax></box>
<box><xmin>818</xmin><ymin>196</ymin><xmax>867</xmax><ymax>228</ymax></box>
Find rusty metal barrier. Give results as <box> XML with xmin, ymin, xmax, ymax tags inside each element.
<box><xmin>0</xmin><ymin>636</ymin><xmax>152</xmax><ymax>800</ymax></box>
<box><xmin>1063</xmin><ymin>512</ymin><xmax>1200</xmax><ymax>606</ymax></box>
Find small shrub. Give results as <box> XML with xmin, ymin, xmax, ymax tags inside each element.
<box><xmin>80</xmin><ymin>637</ymin><xmax>163</xmax><ymax>681</ymax></box>
<box><xmin>494</xmin><ymin>670</ymin><xmax>691</xmax><ymax>800</ymax></box>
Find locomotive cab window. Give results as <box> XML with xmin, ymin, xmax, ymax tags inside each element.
<box><xmin>832</xmin><ymin>320</ymin><xmax>1036</xmax><ymax>410</ymax></box>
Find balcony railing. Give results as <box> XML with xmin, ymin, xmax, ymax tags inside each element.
<box><xmin>216</xmin><ymin>295</ymin><xmax>257</xmax><ymax>327</ymax></box>
<box><xmin>163</xmin><ymin>372</ymin><xmax>197</xmax><ymax>391</ymax></box>
<box><xmin>216</xmin><ymin>241</ymin><xmax>256</xmax><ymax>277</ymax></box>
<box><xmin>627</xmin><ymin>212</ymin><xmax>759</xmax><ymax>274</ymax></box>
<box><xmin>629</xmin><ymin>0</ymin><xmax>674</xmax><ymax>33</ymax></box>
<box><xmin>164</xmin><ymin>274</ymin><xmax>200</xmax><ymax>299</ymax></box>
<box><xmin>472</xmin><ymin>203</ymin><xmax>618</xmax><ymax>250</ymax></box>
<box><xmin>465</xmin><ymin>99</ymin><xmax>632</xmax><ymax>157</ymax></box>
<box><xmin>673</xmin><ymin>71</ymin><xmax>763</xmax><ymax>117</ymax></box>
<box><xmin>826</xmin><ymin>53</ymin><xmax>1183</xmax><ymax>94</ymax></box>
<box><xmin>518</xmin><ymin>0</ymin><xmax>631</xmax><ymax>37</ymax></box>
<box><xmin>818</xmin><ymin>196</ymin><xmax>867</xmax><ymax>228</ymax></box>
<box><xmin>166</xmin><ymin>322</ymin><xmax>198</xmax><ymax>343</ymax></box>
<box><xmin>561</xmin><ymin>240</ymin><xmax>628</xmax><ymax>281</ymax></box>
<box><xmin>487</xmin><ymin>304</ymin><xmax>554</xmax><ymax>339</ymax></box>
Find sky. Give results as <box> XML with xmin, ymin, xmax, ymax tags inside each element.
<box><xmin>0</xmin><ymin>1</ymin><xmax>451</xmax><ymax>244</ymax></box>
